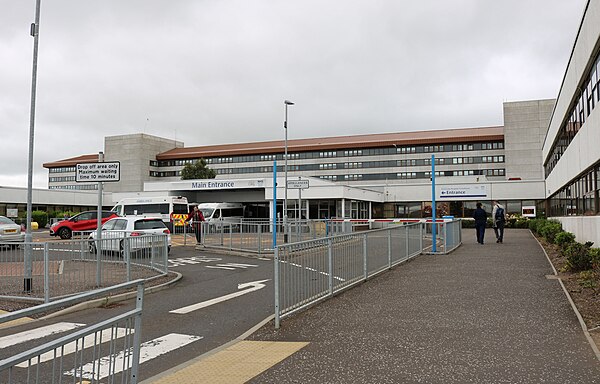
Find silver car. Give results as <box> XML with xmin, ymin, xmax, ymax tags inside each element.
<box><xmin>0</xmin><ymin>216</ymin><xmax>25</xmax><ymax>246</ymax></box>
<box><xmin>88</xmin><ymin>216</ymin><xmax>171</xmax><ymax>255</ymax></box>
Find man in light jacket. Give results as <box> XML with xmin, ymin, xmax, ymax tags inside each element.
<box><xmin>492</xmin><ymin>200</ymin><xmax>506</xmax><ymax>243</ymax></box>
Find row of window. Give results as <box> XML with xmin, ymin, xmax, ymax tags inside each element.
<box><xmin>49</xmin><ymin>176</ymin><xmax>76</xmax><ymax>182</ymax></box>
<box><xmin>48</xmin><ymin>185</ymin><xmax>98</xmax><ymax>190</ymax></box>
<box><xmin>151</xmin><ymin>157</ymin><xmax>506</xmax><ymax>178</ymax></box>
<box><xmin>49</xmin><ymin>166</ymin><xmax>76</xmax><ymax>173</ymax></box>
<box><xmin>397</xmin><ymin>142</ymin><xmax>503</xmax><ymax>154</ymax></box>
<box><xmin>545</xmin><ymin>50</ymin><xmax>600</xmax><ymax>176</ymax></box>
<box><xmin>151</xmin><ymin>141</ymin><xmax>505</xmax><ymax>168</ymax></box>
<box><xmin>547</xmin><ymin>162</ymin><xmax>600</xmax><ymax>216</ymax></box>
<box><xmin>314</xmin><ymin>169</ymin><xmax>506</xmax><ymax>182</ymax></box>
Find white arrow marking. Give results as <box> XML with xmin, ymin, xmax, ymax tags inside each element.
<box><xmin>64</xmin><ymin>333</ymin><xmax>202</xmax><ymax>380</ymax></box>
<box><xmin>169</xmin><ymin>279</ymin><xmax>270</xmax><ymax>315</ymax></box>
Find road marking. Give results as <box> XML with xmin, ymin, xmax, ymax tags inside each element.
<box><xmin>170</xmin><ymin>280</ymin><xmax>270</xmax><ymax>315</ymax></box>
<box><xmin>15</xmin><ymin>327</ymin><xmax>131</xmax><ymax>367</ymax></box>
<box><xmin>206</xmin><ymin>266</ymin><xmax>235</xmax><ymax>270</ymax></box>
<box><xmin>64</xmin><ymin>333</ymin><xmax>202</xmax><ymax>380</ymax></box>
<box><xmin>280</xmin><ymin>260</ymin><xmax>345</xmax><ymax>282</ymax></box>
<box><xmin>0</xmin><ymin>322</ymin><xmax>85</xmax><ymax>349</ymax></box>
<box><xmin>216</xmin><ymin>263</ymin><xmax>258</xmax><ymax>269</ymax></box>
<box><xmin>169</xmin><ymin>256</ymin><xmax>222</xmax><ymax>267</ymax></box>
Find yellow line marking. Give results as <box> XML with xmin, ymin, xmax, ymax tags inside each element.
<box><xmin>149</xmin><ymin>340</ymin><xmax>309</xmax><ymax>384</ymax></box>
<box><xmin>0</xmin><ymin>310</ymin><xmax>34</xmax><ymax>329</ymax></box>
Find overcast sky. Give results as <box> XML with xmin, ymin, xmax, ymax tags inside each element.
<box><xmin>0</xmin><ymin>0</ymin><xmax>587</xmax><ymax>188</ymax></box>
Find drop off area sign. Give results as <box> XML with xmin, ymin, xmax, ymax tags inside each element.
<box><xmin>76</xmin><ymin>162</ymin><xmax>120</xmax><ymax>182</ymax></box>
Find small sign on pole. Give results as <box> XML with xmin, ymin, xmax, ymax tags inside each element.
<box><xmin>76</xmin><ymin>162</ymin><xmax>120</xmax><ymax>183</ymax></box>
<box><xmin>287</xmin><ymin>180</ymin><xmax>309</xmax><ymax>189</ymax></box>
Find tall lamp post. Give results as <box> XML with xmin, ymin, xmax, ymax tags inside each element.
<box><xmin>24</xmin><ymin>0</ymin><xmax>42</xmax><ymax>292</ymax></box>
<box><xmin>283</xmin><ymin>100</ymin><xmax>294</xmax><ymax>243</ymax></box>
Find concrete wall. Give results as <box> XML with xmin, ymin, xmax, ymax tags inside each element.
<box><xmin>104</xmin><ymin>134</ymin><xmax>183</xmax><ymax>193</ymax></box>
<box><xmin>503</xmin><ymin>99</ymin><xmax>555</xmax><ymax>181</ymax></box>
<box><xmin>543</xmin><ymin>0</ymin><xmax>600</xmax><ymax>162</ymax></box>
<box><xmin>552</xmin><ymin>216</ymin><xmax>600</xmax><ymax>246</ymax></box>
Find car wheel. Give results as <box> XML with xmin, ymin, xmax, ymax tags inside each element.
<box><xmin>58</xmin><ymin>227</ymin><xmax>72</xmax><ymax>240</ymax></box>
<box><xmin>88</xmin><ymin>241</ymin><xmax>97</xmax><ymax>254</ymax></box>
<box><xmin>119</xmin><ymin>241</ymin><xmax>125</xmax><ymax>258</ymax></box>
<box><xmin>167</xmin><ymin>245</ymin><xmax>171</xmax><ymax>254</ymax></box>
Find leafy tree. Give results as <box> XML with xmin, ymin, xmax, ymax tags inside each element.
<box><xmin>180</xmin><ymin>159</ymin><xmax>216</xmax><ymax>180</ymax></box>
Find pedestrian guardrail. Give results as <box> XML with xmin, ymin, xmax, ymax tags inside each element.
<box><xmin>0</xmin><ymin>279</ymin><xmax>145</xmax><ymax>384</ymax></box>
<box><xmin>0</xmin><ymin>234</ymin><xmax>168</xmax><ymax>303</ymax></box>
<box><xmin>274</xmin><ymin>223</ymin><xmax>425</xmax><ymax>328</ymax></box>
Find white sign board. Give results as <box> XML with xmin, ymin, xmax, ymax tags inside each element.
<box><xmin>6</xmin><ymin>209</ymin><xmax>18</xmax><ymax>218</ymax></box>
<box><xmin>287</xmin><ymin>180</ymin><xmax>309</xmax><ymax>189</ymax></box>
<box><xmin>438</xmin><ymin>185</ymin><xmax>487</xmax><ymax>199</ymax></box>
<box><xmin>76</xmin><ymin>162</ymin><xmax>120</xmax><ymax>182</ymax></box>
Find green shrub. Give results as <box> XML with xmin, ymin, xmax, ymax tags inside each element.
<box><xmin>514</xmin><ymin>217</ymin><xmax>529</xmax><ymax>228</ymax></box>
<box><xmin>563</xmin><ymin>241</ymin><xmax>594</xmax><ymax>272</ymax></box>
<box><xmin>555</xmin><ymin>231</ymin><xmax>576</xmax><ymax>247</ymax></box>
<box><xmin>461</xmin><ymin>219</ymin><xmax>475</xmax><ymax>228</ymax></box>
<box><xmin>31</xmin><ymin>210</ymin><xmax>48</xmax><ymax>228</ymax></box>
<box><xmin>590</xmin><ymin>248</ymin><xmax>600</xmax><ymax>273</ymax></box>
<box><xmin>528</xmin><ymin>218</ymin><xmax>543</xmax><ymax>233</ymax></box>
<box><xmin>538</xmin><ymin>220</ymin><xmax>563</xmax><ymax>243</ymax></box>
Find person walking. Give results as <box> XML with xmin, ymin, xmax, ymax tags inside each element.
<box><xmin>492</xmin><ymin>200</ymin><xmax>507</xmax><ymax>243</ymax></box>
<box><xmin>186</xmin><ymin>205</ymin><xmax>205</xmax><ymax>244</ymax></box>
<box><xmin>473</xmin><ymin>202</ymin><xmax>487</xmax><ymax>245</ymax></box>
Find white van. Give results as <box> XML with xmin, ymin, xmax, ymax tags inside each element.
<box><xmin>197</xmin><ymin>202</ymin><xmax>244</xmax><ymax>224</ymax></box>
<box><xmin>111</xmin><ymin>196</ymin><xmax>189</xmax><ymax>231</ymax></box>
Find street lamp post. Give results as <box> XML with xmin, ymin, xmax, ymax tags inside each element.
<box><xmin>24</xmin><ymin>0</ymin><xmax>43</xmax><ymax>293</ymax></box>
<box><xmin>283</xmin><ymin>100</ymin><xmax>294</xmax><ymax>243</ymax></box>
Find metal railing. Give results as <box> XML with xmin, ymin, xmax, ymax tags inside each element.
<box><xmin>274</xmin><ymin>223</ymin><xmax>426</xmax><ymax>328</ymax></box>
<box><xmin>0</xmin><ymin>234</ymin><xmax>168</xmax><ymax>303</ymax></box>
<box><xmin>198</xmin><ymin>220</ymin><xmax>330</xmax><ymax>254</ymax></box>
<box><xmin>423</xmin><ymin>219</ymin><xmax>463</xmax><ymax>254</ymax></box>
<box><xmin>0</xmin><ymin>279</ymin><xmax>145</xmax><ymax>384</ymax></box>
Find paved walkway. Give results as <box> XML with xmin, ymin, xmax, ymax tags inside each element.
<box><xmin>146</xmin><ymin>229</ymin><xmax>600</xmax><ymax>383</ymax></box>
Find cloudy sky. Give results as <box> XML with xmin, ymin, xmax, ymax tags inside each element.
<box><xmin>1</xmin><ymin>0</ymin><xmax>587</xmax><ymax>188</ymax></box>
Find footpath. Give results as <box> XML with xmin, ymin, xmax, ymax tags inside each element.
<box><xmin>145</xmin><ymin>229</ymin><xmax>600</xmax><ymax>383</ymax></box>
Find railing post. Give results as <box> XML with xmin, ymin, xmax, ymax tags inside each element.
<box><xmin>125</xmin><ymin>238</ymin><xmax>131</xmax><ymax>282</ymax></box>
<box><xmin>406</xmin><ymin>225</ymin><xmax>409</xmax><ymax>258</ymax></box>
<box><xmin>387</xmin><ymin>230</ymin><xmax>392</xmax><ymax>269</ymax></box>
<box><xmin>328</xmin><ymin>238</ymin><xmax>333</xmax><ymax>296</ymax></box>
<box><xmin>420</xmin><ymin>222</ymin><xmax>423</xmax><ymax>254</ymax></box>
<box><xmin>163</xmin><ymin>235</ymin><xmax>169</xmax><ymax>273</ymax></box>
<box><xmin>444</xmin><ymin>222</ymin><xmax>448</xmax><ymax>254</ymax></box>
<box><xmin>44</xmin><ymin>242</ymin><xmax>49</xmax><ymax>303</ymax></box>
<box><xmin>258</xmin><ymin>223</ymin><xmax>262</xmax><ymax>255</ymax></box>
<box><xmin>274</xmin><ymin>247</ymin><xmax>280</xmax><ymax>329</ymax></box>
<box><xmin>363</xmin><ymin>233</ymin><xmax>368</xmax><ymax>281</ymax></box>
<box><xmin>130</xmin><ymin>281</ymin><xmax>144</xmax><ymax>384</ymax></box>
<box><xmin>183</xmin><ymin>219</ymin><xmax>187</xmax><ymax>246</ymax></box>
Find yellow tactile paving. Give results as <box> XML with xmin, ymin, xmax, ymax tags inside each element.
<box><xmin>0</xmin><ymin>310</ymin><xmax>33</xmax><ymax>328</ymax></box>
<box><xmin>149</xmin><ymin>340</ymin><xmax>309</xmax><ymax>384</ymax></box>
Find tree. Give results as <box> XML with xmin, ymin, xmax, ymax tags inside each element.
<box><xmin>180</xmin><ymin>159</ymin><xmax>217</xmax><ymax>180</ymax></box>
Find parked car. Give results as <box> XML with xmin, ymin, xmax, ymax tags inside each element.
<box><xmin>0</xmin><ymin>216</ymin><xmax>25</xmax><ymax>246</ymax></box>
<box><xmin>88</xmin><ymin>216</ymin><xmax>171</xmax><ymax>255</ymax></box>
<box><xmin>50</xmin><ymin>211</ymin><xmax>119</xmax><ymax>239</ymax></box>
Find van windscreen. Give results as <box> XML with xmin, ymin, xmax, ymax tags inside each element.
<box><xmin>173</xmin><ymin>203</ymin><xmax>188</xmax><ymax>214</ymax></box>
<box><xmin>124</xmin><ymin>203</ymin><xmax>169</xmax><ymax>215</ymax></box>
<box><xmin>199</xmin><ymin>208</ymin><xmax>214</xmax><ymax>218</ymax></box>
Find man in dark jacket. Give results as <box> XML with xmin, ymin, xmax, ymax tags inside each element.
<box><xmin>473</xmin><ymin>202</ymin><xmax>487</xmax><ymax>245</ymax></box>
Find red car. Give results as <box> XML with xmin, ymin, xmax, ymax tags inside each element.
<box><xmin>50</xmin><ymin>211</ymin><xmax>119</xmax><ymax>239</ymax></box>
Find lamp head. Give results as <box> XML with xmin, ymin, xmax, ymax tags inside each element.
<box><xmin>284</xmin><ymin>100</ymin><xmax>295</xmax><ymax>105</ymax></box>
